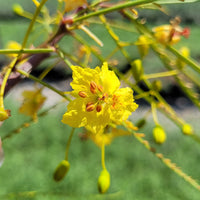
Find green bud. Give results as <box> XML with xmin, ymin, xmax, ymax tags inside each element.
<box><xmin>153</xmin><ymin>125</ymin><xmax>166</xmax><ymax>144</ymax></box>
<box><xmin>131</xmin><ymin>59</ymin><xmax>144</xmax><ymax>82</ymax></box>
<box><xmin>98</xmin><ymin>169</ymin><xmax>110</xmax><ymax>194</ymax></box>
<box><xmin>136</xmin><ymin>119</ymin><xmax>146</xmax><ymax>129</ymax></box>
<box><xmin>152</xmin><ymin>80</ymin><xmax>162</xmax><ymax>92</ymax></box>
<box><xmin>13</xmin><ymin>4</ymin><xmax>24</xmax><ymax>15</ymax></box>
<box><xmin>182</xmin><ymin>124</ymin><xmax>193</xmax><ymax>135</ymax></box>
<box><xmin>53</xmin><ymin>160</ymin><xmax>70</xmax><ymax>182</ymax></box>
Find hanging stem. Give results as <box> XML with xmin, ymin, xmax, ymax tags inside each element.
<box><xmin>151</xmin><ymin>101</ymin><xmax>159</xmax><ymax>125</ymax></box>
<box><xmin>65</xmin><ymin>128</ymin><xmax>75</xmax><ymax>161</ymax></box>
<box><xmin>101</xmin><ymin>141</ymin><xmax>106</xmax><ymax>170</ymax></box>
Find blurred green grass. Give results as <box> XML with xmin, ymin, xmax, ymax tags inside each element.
<box><xmin>0</xmin><ymin>100</ymin><xmax>200</xmax><ymax>200</ymax></box>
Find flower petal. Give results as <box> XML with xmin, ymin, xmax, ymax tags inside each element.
<box><xmin>100</xmin><ymin>62</ymin><xmax>120</xmax><ymax>94</ymax></box>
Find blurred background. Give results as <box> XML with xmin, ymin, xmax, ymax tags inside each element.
<box><xmin>0</xmin><ymin>1</ymin><xmax>200</xmax><ymax>199</ymax></box>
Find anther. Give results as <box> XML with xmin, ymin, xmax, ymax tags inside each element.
<box><xmin>97</xmin><ymin>85</ymin><xmax>103</xmax><ymax>93</ymax></box>
<box><xmin>90</xmin><ymin>81</ymin><xmax>97</xmax><ymax>94</ymax></box>
<box><xmin>86</xmin><ymin>102</ymin><xmax>95</xmax><ymax>112</ymax></box>
<box><xmin>90</xmin><ymin>81</ymin><xmax>97</xmax><ymax>89</ymax></box>
<box><xmin>96</xmin><ymin>104</ymin><xmax>102</xmax><ymax>112</ymax></box>
<box><xmin>78</xmin><ymin>91</ymin><xmax>87</xmax><ymax>98</ymax></box>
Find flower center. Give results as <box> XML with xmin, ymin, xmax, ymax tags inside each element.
<box><xmin>78</xmin><ymin>81</ymin><xmax>108</xmax><ymax>112</ymax></box>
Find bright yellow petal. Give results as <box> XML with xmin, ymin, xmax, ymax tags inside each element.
<box><xmin>100</xmin><ymin>62</ymin><xmax>120</xmax><ymax>94</ymax></box>
<box><xmin>70</xmin><ymin>65</ymin><xmax>100</xmax><ymax>92</ymax></box>
<box><xmin>110</xmin><ymin>87</ymin><xmax>138</xmax><ymax>123</ymax></box>
<box><xmin>62</xmin><ymin>99</ymin><xmax>87</xmax><ymax>127</ymax></box>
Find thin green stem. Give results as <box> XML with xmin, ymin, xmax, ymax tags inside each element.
<box><xmin>56</xmin><ymin>48</ymin><xmax>73</xmax><ymax>68</ymax></box>
<box><xmin>74</xmin><ymin>0</ymin><xmax>157</xmax><ymax>23</ymax></box>
<box><xmin>0</xmin><ymin>48</ymin><xmax>54</xmax><ymax>55</ymax></box>
<box><xmin>143</xmin><ymin>70</ymin><xmax>179</xmax><ymax>79</ymax></box>
<box><xmin>21</xmin><ymin>0</ymin><xmax>48</xmax><ymax>49</ymax></box>
<box><xmin>151</xmin><ymin>101</ymin><xmax>159</xmax><ymax>125</ymax></box>
<box><xmin>38</xmin><ymin>60</ymin><xmax>60</xmax><ymax>80</ymax></box>
<box><xmin>101</xmin><ymin>141</ymin><xmax>106</xmax><ymax>170</ymax></box>
<box><xmin>16</xmin><ymin>68</ymin><xmax>71</xmax><ymax>101</ymax></box>
<box><xmin>0</xmin><ymin>57</ymin><xmax>18</xmax><ymax>108</ymax></box>
<box><xmin>167</xmin><ymin>45</ymin><xmax>200</xmax><ymax>74</ymax></box>
<box><xmin>65</xmin><ymin>128</ymin><xmax>75</xmax><ymax>160</ymax></box>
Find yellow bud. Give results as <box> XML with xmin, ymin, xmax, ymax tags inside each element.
<box><xmin>152</xmin><ymin>80</ymin><xmax>162</xmax><ymax>92</ymax></box>
<box><xmin>53</xmin><ymin>160</ymin><xmax>70</xmax><ymax>182</ymax></box>
<box><xmin>0</xmin><ymin>108</ymin><xmax>10</xmax><ymax>121</ymax></box>
<box><xmin>131</xmin><ymin>59</ymin><xmax>144</xmax><ymax>82</ymax></box>
<box><xmin>182</xmin><ymin>124</ymin><xmax>193</xmax><ymax>135</ymax></box>
<box><xmin>98</xmin><ymin>169</ymin><xmax>110</xmax><ymax>194</ymax></box>
<box><xmin>176</xmin><ymin>47</ymin><xmax>190</xmax><ymax>69</ymax></box>
<box><xmin>136</xmin><ymin>35</ymin><xmax>150</xmax><ymax>58</ymax></box>
<box><xmin>153</xmin><ymin>125</ymin><xmax>166</xmax><ymax>144</ymax></box>
<box><xmin>13</xmin><ymin>4</ymin><xmax>24</xmax><ymax>15</ymax></box>
<box><xmin>5</xmin><ymin>41</ymin><xmax>21</xmax><ymax>58</ymax></box>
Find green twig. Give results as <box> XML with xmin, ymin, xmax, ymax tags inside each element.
<box><xmin>16</xmin><ymin>68</ymin><xmax>71</xmax><ymax>101</ymax></box>
<box><xmin>74</xmin><ymin>0</ymin><xmax>157</xmax><ymax>23</ymax></box>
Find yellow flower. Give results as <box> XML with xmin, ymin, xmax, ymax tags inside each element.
<box><xmin>152</xmin><ymin>21</ymin><xmax>189</xmax><ymax>45</ymax></box>
<box><xmin>62</xmin><ymin>62</ymin><xmax>138</xmax><ymax>133</ymax></box>
<box><xmin>64</xmin><ymin>0</ymin><xmax>88</xmax><ymax>12</ymax></box>
<box><xmin>19</xmin><ymin>88</ymin><xmax>46</xmax><ymax>120</ymax></box>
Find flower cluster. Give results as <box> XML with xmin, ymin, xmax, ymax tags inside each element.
<box><xmin>62</xmin><ymin>62</ymin><xmax>138</xmax><ymax>133</ymax></box>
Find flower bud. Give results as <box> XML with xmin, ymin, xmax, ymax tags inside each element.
<box><xmin>98</xmin><ymin>169</ymin><xmax>110</xmax><ymax>194</ymax></box>
<box><xmin>136</xmin><ymin>35</ymin><xmax>150</xmax><ymax>58</ymax></box>
<box><xmin>13</xmin><ymin>4</ymin><xmax>24</xmax><ymax>15</ymax></box>
<box><xmin>0</xmin><ymin>108</ymin><xmax>10</xmax><ymax>121</ymax></box>
<box><xmin>131</xmin><ymin>59</ymin><xmax>144</xmax><ymax>82</ymax></box>
<box><xmin>136</xmin><ymin>119</ymin><xmax>146</xmax><ymax>129</ymax></box>
<box><xmin>176</xmin><ymin>47</ymin><xmax>190</xmax><ymax>69</ymax></box>
<box><xmin>182</xmin><ymin>124</ymin><xmax>193</xmax><ymax>135</ymax></box>
<box><xmin>153</xmin><ymin>125</ymin><xmax>166</xmax><ymax>144</ymax></box>
<box><xmin>53</xmin><ymin>160</ymin><xmax>70</xmax><ymax>182</ymax></box>
<box><xmin>152</xmin><ymin>80</ymin><xmax>162</xmax><ymax>92</ymax></box>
